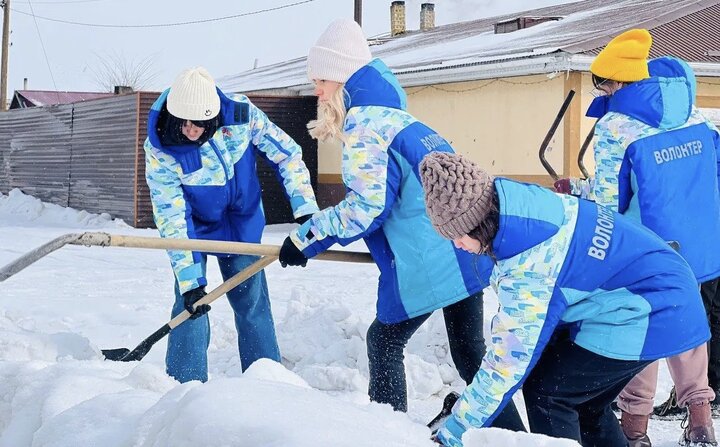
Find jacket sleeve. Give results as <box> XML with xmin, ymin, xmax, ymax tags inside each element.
<box><xmin>436</xmin><ymin>270</ymin><xmax>566</xmax><ymax>447</ymax></box>
<box><xmin>574</xmin><ymin>119</ymin><xmax>629</xmax><ymax>212</ymax></box>
<box><xmin>569</xmin><ymin>177</ymin><xmax>595</xmax><ymax>201</ymax></box>
<box><xmin>289</xmin><ymin>125</ymin><xmax>398</xmax><ymax>258</ymax></box>
<box><xmin>247</xmin><ymin>100</ymin><xmax>319</xmax><ymax>218</ymax></box>
<box><xmin>144</xmin><ymin>139</ymin><xmax>207</xmax><ymax>294</ymax></box>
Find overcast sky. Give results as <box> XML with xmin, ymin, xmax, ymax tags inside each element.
<box><xmin>5</xmin><ymin>0</ymin><xmax>576</xmax><ymax>93</ymax></box>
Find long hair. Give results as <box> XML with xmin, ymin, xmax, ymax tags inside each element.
<box><xmin>468</xmin><ymin>189</ymin><xmax>500</xmax><ymax>259</ymax></box>
<box><xmin>307</xmin><ymin>86</ymin><xmax>347</xmax><ymax>142</ymax></box>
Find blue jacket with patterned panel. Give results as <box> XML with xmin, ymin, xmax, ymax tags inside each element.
<box><xmin>436</xmin><ymin>178</ymin><xmax>709</xmax><ymax>447</ymax></box>
<box><xmin>145</xmin><ymin>89</ymin><xmax>318</xmax><ymax>294</ymax></box>
<box><xmin>291</xmin><ymin>59</ymin><xmax>493</xmax><ymax>324</ymax></box>
<box><xmin>570</xmin><ymin>56</ymin><xmax>720</xmax><ymax>283</ymax></box>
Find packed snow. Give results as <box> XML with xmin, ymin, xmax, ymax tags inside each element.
<box><xmin>0</xmin><ymin>188</ymin><xmax>712</xmax><ymax>446</ymax></box>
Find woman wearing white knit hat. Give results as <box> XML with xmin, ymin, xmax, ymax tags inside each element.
<box><xmin>276</xmin><ymin>18</ymin><xmax>524</xmax><ymax>431</ymax></box>
<box><xmin>144</xmin><ymin>67</ymin><xmax>319</xmax><ymax>383</ymax></box>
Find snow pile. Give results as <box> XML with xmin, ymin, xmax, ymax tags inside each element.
<box><xmin>0</xmin><ymin>193</ymin><xmax>694</xmax><ymax>446</ymax></box>
<box><xmin>0</xmin><ymin>189</ymin><xmax>128</xmax><ymax>229</ymax></box>
<box><xmin>464</xmin><ymin>428</ymin><xmax>580</xmax><ymax>446</ymax></box>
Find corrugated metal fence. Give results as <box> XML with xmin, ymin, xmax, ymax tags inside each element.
<box><xmin>0</xmin><ymin>92</ymin><xmax>318</xmax><ymax>227</ymax></box>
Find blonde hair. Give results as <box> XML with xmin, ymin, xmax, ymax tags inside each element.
<box><xmin>307</xmin><ymin>86</ymin><xmax>347</xmax><ymax>142</ymax></box>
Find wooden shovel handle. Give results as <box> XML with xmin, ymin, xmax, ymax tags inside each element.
<box><xmin>75</xmin><ymin>233</ymin><xmax>374</xmax><ymax>264</ymax></box>
<box><xmin>168</xmin><ymin>255</ymin><xmax>277</xmax><ymax>329</ymax></box>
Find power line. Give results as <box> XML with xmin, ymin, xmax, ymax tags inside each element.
<box><xmin>10</xmin><ymin>0</ymin><xmax>317</xmax><ymax>28</ymax></box>
<box><xmin>14</xmin><ymin>0</ymin><xmax>109</xmax><ymax>4</ymax></box>
<box><xmin>26</xmin><ymin>0</ymin><xmax>59</xmax><ymax>100</ymax></box>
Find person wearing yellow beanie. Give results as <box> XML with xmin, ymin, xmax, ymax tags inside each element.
<box><xmin>590</xmin><ymin>28</ymin><xmax>652</xmax><ymax>83</ymax></box>
<box><xmin>554</xmin><ymin>28</ymin><xmax>720</xmax><ymax>447</ymax></box>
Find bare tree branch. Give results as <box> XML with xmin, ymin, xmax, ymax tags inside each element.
<box><xmin>89</xmin><ymin>51</ymin><xmax>159</xmax><ymax>92</ymax></box>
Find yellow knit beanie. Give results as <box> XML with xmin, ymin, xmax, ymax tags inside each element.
<box><xmin>590</xmin><ymin>29</ymin><xmax>652</xmax><ymax>82</ymax></box>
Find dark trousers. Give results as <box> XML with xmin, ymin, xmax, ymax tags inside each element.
<box><xmin>701</xmin><ymin>277</ymin><xmax>720</xmax><ymax>393</ymax></box>
<box><xmin>523</xmin><ymin>330</ymin><xmax>651</xmax><ymax>447</ymax></box>
<box><xmin>366</xmin><ymin>292</ymin><xmax>525</xmax><ymax>431</ymax></box>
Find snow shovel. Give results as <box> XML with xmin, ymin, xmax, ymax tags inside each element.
<box><xmin>538</xmin><ymin>89</ymin><xmax>576</xmax><ymax>181</ymax></box>
<box><xmin>0</xmin><ymin>232</ymin><xmax>373</xmax><ymax>282</ymax></box>
<box><xmin>0</xmin><ymin>232</ymin><xmax>374</xmax><ymax>362</ymax></box>
<box><xmin>101</xmin><ymin>254</ymin><xmax>278</xmax><ymax>362</ymax></box>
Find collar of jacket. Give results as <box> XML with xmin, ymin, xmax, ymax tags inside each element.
<box><xmin>147</xmin><ymin>88</ymin><xmax>250</xmax><ymax>174</ymax></box>
<box><xmin>586</xmin><ymin>56</ymin><xmax>694</xmax><ymax>130</ymax></box>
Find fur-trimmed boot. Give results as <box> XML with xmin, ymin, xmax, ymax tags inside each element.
<box><xmin>621</xmin><ymin>411</ymin><xmax>652</xmax><ymax>447</ymax></box>
<box><xmin>680</xmin><ymin>400</ymin><xmax>718</xmax><ymax>446</ymax></box>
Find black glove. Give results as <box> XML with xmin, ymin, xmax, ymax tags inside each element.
<box><xmin>183</xmin><ymin>287</ymin><xmax>210</xmax><ymax>319</ymax></box>
<box><xmin>279</xmin><ymin>236</ymin><xmax>308</xmax><ymax>268</ymax></box>
<box><xmin>295</xmin><ymin>214</ymin><xmax>313</xmax><ymax>225</ymax></box>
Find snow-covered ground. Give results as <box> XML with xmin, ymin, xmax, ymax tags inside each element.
<box><xmin>0</xmin><ymin>188</ymin><xmax>708</xmax><ymax>446</ymax></box>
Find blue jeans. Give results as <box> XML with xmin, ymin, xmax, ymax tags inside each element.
<box><xmin>166</xmin><ymin>254</ymin><xmax>281</xmax><ymax>383</ymax></box>
<box><xmin>367</xmin><ymin>293</ymin><xmax>525</xmax><ymax>431</ymax></box>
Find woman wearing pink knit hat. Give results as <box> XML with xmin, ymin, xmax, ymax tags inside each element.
<box><xmin>276</xmin><ymin>18</ymin><xmax>525</xmax><ymax>430</ymax></box>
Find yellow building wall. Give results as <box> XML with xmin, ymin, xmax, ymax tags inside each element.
<box><xmin>698</xmin><ymin>76</ymin><xmax>720</xmax><ymax>108</ymax></box>
<box><xmin>316</xmin><ymin>72</ymin><xmax>720</xmax><ymax>187</ymax></box>
<box><xmin>406</xmin><ymin>75</ymin><xmax>567</xmax><ymax>182</ymax></box>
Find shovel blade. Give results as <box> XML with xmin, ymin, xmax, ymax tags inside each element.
<box><xmin>102</xmin><ymin>348</ymin><xmax>131</xmax><ymax>361</ymax></box>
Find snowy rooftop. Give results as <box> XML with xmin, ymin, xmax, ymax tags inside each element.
<box><xmin>218</xmin><ymin>0</ymin><xmax>720</xmax><ymax>93</ymax></box>
<box><xmin>10</xmin><ymin>90</ymin><xmax>115</xmax><ymax>108</ymax></box>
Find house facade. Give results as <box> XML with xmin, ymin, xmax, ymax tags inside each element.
<box><xmin>218</xmin><ymin>0</ymin><xmax>720</xmax><ymax>205</ymax></box>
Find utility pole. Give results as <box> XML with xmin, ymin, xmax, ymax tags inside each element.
<box><xmin>354</xmin><ymin>0</ymin><xmax>362</xmax><ymax>26</ymax></box>
<box><xmin>0</xmin><ymin>0</ymin><xmax>9</xmax><ymax>111</ymax></box>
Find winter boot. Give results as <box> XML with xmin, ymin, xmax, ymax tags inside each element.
<box><xmin>680</xmin><ymin>400</ymin><xmax>718</xmax><ymax>446</ymax></box>
<box><xmin>653</xmin><ymin>387</ymin><xmax>687</xmax><ymax>420</ymax></box>
<box><xmin>621</xmin><ymin>411</ymin><xmax>652</xmax><ymax>447</ymax></box>
<box><xmin>711</xmin><ymin>393</ymin><xmax>720</xmax><ymax>419</ymax></box>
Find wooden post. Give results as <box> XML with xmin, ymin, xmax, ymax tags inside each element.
<box><xmin>0</xmin><ymin>0</ymin><xmax>10</xmax><ymax>111</ymax></box>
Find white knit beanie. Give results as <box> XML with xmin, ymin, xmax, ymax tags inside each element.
<box><xmin>167</xmin><ymin>67</ymin><xmax>221</xmax><ymax>121</ymax></box>
<box><xmin>307</xmin><ymin>18</ymin><xmax>372</xmax><ymax>83</ymax></box>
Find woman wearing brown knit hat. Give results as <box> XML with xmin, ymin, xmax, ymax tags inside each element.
<box><xmin>419</xmin><ymin>151</ymin><xmax>710</xmax><ymax>447</ymax></box>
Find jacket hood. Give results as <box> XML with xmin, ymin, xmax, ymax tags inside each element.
<box><xmin>587</xmin><ymin>56</ymin><xmax>695</xmax><ymax>129</ymax></box>
<box><xmin>492</xmin><ymin>178</ymin><xmax>565</xmax><ymax>260</ymax></box>
<box><xmin>147</xmin><ymin>88</ymin><xmax>249</xmax><ymax>173</ymax></box>
<box><xmin>344</xmin><ymin>59</ymin><xmax>407</xmax><ymax>111</ymax></box>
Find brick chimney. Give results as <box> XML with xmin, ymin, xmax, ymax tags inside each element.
<box><xmin>391</xmin><ymin>1</ymin><xmax>406</xmax><ymax>37</ymax></box>
<box><xmin>420</xmin><ymin>3</ymin><xmax>435</xmax><ymax>31</ymax></box>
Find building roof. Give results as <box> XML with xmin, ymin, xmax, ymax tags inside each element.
<box><xmin>218</xmin><ymin>0</ymin><xmax>720</xmax><ymax>93</ymax></box>
<box><xmin>10</xmin><ymin>90</ymin><xmax>115</xmax><ymax>109</ymax></box>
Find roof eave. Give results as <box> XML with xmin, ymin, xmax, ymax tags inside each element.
<box><xmin>241</xmin><ymin>52</ymin><xmax>720</xmax><ymax>96</ymax></box>
<box><xmin>567</xmin><ymin>54</ymin><xmax>720</xmax><ymax>77</ymax></box>
<box><xmin>395</xmin><ymin>52</ymin><xmax>574</xmax><ymax>87</ymax></box>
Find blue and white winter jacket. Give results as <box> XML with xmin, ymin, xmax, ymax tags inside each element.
<box><xmin>437</xmin><ymin>179</ymin><xmax>709</xmax><ymax>447</ymax></box>
<box><xmin>571</xmin><ymin>57</ymin><xmax>720</xmax><ymax>282</ymax></box>
<box><xmin>145</xmin><ymin>89</ymin><xmax>318</xmax><ymax>293</ymax></box>
<box><xmin>291</xmin><ymin>59</ymin><xmax>492</xmax><ymax>323</ymax></box>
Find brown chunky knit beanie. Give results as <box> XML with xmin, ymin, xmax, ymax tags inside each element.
<box><xmin>419</xmin><ymin>152</ymin><xmax>498</xmax><ymax>245</ymax></box>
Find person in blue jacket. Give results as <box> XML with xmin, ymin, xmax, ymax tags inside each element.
<box><xmin>144</xmin><ymin>67</ymin><xmax>319</xmax><ymax>383</ymax></box>
<box><xmin>554</xmin><ymin>29</ymin><xmax>720</xmax><ymax>445</ymax></box>
<box><xmin>419</xmin><ymin>151</ymin><xmax>710</xmax><ymax>447</ymax></box>
<box><xmin>276</xmin><ymin>18</ymin><xmax>524</xmax><ymax>429</ymax></box>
